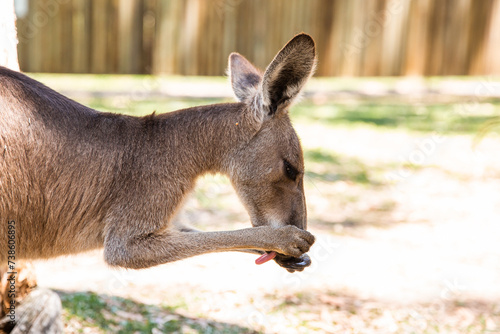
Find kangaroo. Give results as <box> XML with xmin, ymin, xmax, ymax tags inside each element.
<box><xmin>0</xmin><ymin>34</ymin><xmax>316</xmax><ymax>273</ymax></box>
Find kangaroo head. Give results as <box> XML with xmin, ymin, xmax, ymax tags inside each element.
<box><xmin>227</xmin><ymin>34</ymin><xmax>316</xmax><ymax>230</ymax></box>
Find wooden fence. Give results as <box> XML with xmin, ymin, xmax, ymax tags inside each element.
<box><xmin>15</xmin><ymin>0</ymin><xmax>500</xmax><ymax>76</ymax></box>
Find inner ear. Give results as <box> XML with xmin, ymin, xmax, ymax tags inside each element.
<box><xmin>262</xmin><ymin>34</ymin><xmax>316</xmax><ymax>115</ymax></box>
<box><xmin>229</xmin><ymin>53</ymin><xmax>262</xmax><ymax>102</ymax></box>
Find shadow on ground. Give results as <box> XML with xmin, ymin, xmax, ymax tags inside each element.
<box><xmin>56</xmin><ymin>290</ymin><xmax>257</xmax><ymax>334</ymax></box>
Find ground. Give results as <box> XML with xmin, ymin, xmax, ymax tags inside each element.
<box><xmin>24</xmin><ymin>74</ymin><xmax>500</xmax><ymax>333</ymax></box>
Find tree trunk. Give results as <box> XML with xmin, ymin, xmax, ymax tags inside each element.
<box><xmin>0</xmin><ymin>0</ymin><xmax>20</xmax><ymax>71</ymax></box>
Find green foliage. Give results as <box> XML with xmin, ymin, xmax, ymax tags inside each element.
<box><xmin>293</xmin><ymin>101</ymin><xmax>500</xmax><ymax>134</ymax></box>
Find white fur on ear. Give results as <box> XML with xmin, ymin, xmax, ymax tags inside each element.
<box><xmin>228</xmin><ymin>53</ymin><xmax>262</xmax><ymax>103</ymax></box>
<box><xmin>261</xmin><ymin>33</ymin><xmax>316</xmax><ymax>115</ymax></box>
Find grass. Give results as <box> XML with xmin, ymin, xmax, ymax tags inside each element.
<box><xmin>84</xmin><ymin>96</ymin><xmax>227</xmax><ymax>117</ymax></box>
<box><xmin>292</xmin><ymin>101</ymin><xmax>500</xmax><ymax>134</ymax></box>
<box><xmin>304</xmin><ymin>148</ymin><xmax>372</xmax><ymax>184</ymax></box>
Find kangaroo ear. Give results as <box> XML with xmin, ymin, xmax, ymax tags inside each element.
<box><xmin>228</xmin><ymin>53</ymin><xmax>262</xmax><ymax>102</ymax></box>
<box><xmin>261</xmin><ymin>33</ymin><xmax>316</xmax><ymax>115</ymax></box>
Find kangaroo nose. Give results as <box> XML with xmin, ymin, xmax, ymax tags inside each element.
<box><xmin>290</xmin><ymin>193</ymin><xmax>307</xmax><ymax>230</ymax></box>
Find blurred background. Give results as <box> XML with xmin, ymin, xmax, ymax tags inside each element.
<box><xmin>13</xmin><ymin>0</ymin><xmax>500</xmax><ymax>76</ymax></box>
<box><xmin>2</xmin><ymin>0</ymin><xmax>500</xmax><ymax>333</ymax></box>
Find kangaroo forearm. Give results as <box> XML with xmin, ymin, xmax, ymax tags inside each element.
<box><xmin>104</xmin><ymin>227</ymin><xmax>271</xmax><ymax>269</ymax></box>
<box><xmin>104</xmin><ymin>226</ymin><xmax>314</xmax><ymax>269</ymax></box>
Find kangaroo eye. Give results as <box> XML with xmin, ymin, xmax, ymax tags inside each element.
<box><xmin>283</xmin><ymin>160</ymin><xmax>299</xmax><ymax>180</ymax></box>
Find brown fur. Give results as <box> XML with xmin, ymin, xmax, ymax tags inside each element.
<box><xmin>0</xmin><ymin>34</ymin><xmax>316</xmax><ymax>272</ymax></box>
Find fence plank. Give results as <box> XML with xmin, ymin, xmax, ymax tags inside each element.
<box><xmin>486</xmin><ymin>0</ymin><xmax>500</xmax><ymax>74</ymax></box>
<box><xmin>118</xmin><ymin>0</ymin><xmax>142</xmax><ymax>73</ymax></box>
<box><xmin>90</xmin><ymin>0</ymin><xmax>107</xmax><ymax>73</ymax></box>
<box><xmin>71</xmin><ymin>0</ymin><xmax>91</xmax><ymax>73</ymax></box>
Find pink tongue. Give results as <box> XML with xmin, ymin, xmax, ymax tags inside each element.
<box><xmin>255</xmin><ymin>251</ymin><xmax>277</xmax><ymax>265</ymax></box>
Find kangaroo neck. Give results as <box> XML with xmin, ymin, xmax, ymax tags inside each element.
<box><xmin>151</xmin><ymin>102</ymin><xmax>258</xmax><ymax>178</ymax></box>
